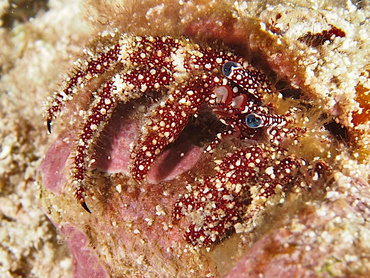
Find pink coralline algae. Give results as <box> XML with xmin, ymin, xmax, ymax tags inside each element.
<box><xmin>59</xmin><ymin>223</ymin><xmax>109</xmax><ymax>278</ymax></box>
<box><xmin>41</xmin><ymin>31</ymin><xmax>336</xmax><ymax>275</ymax></box>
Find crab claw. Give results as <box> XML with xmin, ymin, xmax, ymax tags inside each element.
<box><xmin>81</xmin><ymin>202</ymin><xmax>91</xmax><ymax>213</ymax></box>
<box><xmin>47</xmin><ymin>119</ymin><xmax>52</xmax><ymax>133</ymax></box>
<box><xmin>131</xmin><ymin>80</ymin><xmax>207</xmax><ymax>183</ymax></box>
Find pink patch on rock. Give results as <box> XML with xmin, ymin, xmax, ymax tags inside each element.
<box><xmin>147</xmin><ymin>136</ymin><xmax>203</xmax><ymax>184</ymax></box>
<box><xmin>184</xmin><ymin>16</ymin><xmax>249</xmax><ymax>56</ymax></box>
<box><xmin>94</xmin><ymin>109</ymin><xmax>203</xmax><ymax>183</ymax></box>
<box><xmin>94</xmin><ymin>120</ymin><xmax>138</xmax><ymax>174</ymax></box>
<box><xmin>223</xmin><ymin>228</ymin><xmax>317</xmax><ymax>278</ymax></box>
<box><xmin>59</xmin><ymin>223</ymin><xmax>109</xmax><ymax>278</ymax></box>
<box><xmin>38</xmin><ymin>133</ymin><xmax>74</xmax><ymax>195</ymax></box>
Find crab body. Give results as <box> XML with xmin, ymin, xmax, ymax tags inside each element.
<box><xmin>46</xmin><ymin>34</ymin><xmax>296</xmax><ymax>220</ymax></box>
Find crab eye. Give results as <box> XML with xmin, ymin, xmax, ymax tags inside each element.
<box><xmin>222</xmin><ymin>61</ymin><xmax>240</xmax><ymax>77</ymax></box>
<box><xmin>245</xmin><ymin>113</ymin><xmax>263</xmax><ymax>128</ymax></box>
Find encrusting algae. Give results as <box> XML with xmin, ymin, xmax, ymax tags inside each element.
<box><xmin>1</xmin><ymin>0</ymin><xmax>370</xmax><ymax>277</ymax></box>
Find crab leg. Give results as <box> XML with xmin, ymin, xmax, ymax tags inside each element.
<box><xmin>222</xmin><ymin>61</ymin><xmax>274</xmax><ymax>99</ymax></box>
<box><xmin>173</xmin><ymin>146</ymin><xmax>302</xmax><ymax>246</ymax></box>
<box><xmin>131</xmin><ymin>78</ymin><xmax>216</xmax><ymax>183</ymax></box>
<box><xmin>72</xmin><ymin>67</ymin><xmax>174</xmax><ymax>212</ymax></box>
<box><xmin>46</xmin><ymin>35</ymin><xmax>180</xmax><ymax>132</ymax></box>
<box><xmin>72</xmin><ymin>80</ymin><xmax>117</xmax><ymax>213</ymax></box>
<box><xmin>46</xmin><ymin>43</ymin><xmax>122</xmax><ymax>132</ymax></box>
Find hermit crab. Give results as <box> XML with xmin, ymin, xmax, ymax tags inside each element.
<box><xmin>45</xmin><ymin>33</ymin><xmax>327</xmax><ymax>246</ymax></box>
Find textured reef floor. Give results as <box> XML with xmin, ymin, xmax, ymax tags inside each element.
<box><xmin>1</xmin><ymin>0</ymin><xmax>370</xmax><ymax>277</ymax></box>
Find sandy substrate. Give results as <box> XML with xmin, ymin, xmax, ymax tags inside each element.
<box><xmin>0</xmin><ymin>0</ymin><xmax>92</xmax><ymax>276</ymax></box>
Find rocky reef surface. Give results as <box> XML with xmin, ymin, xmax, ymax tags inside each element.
<box><xmin>1</xmin><ymin>0</ymin><xmax>370</xmax><ymax>277</ymax></box>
